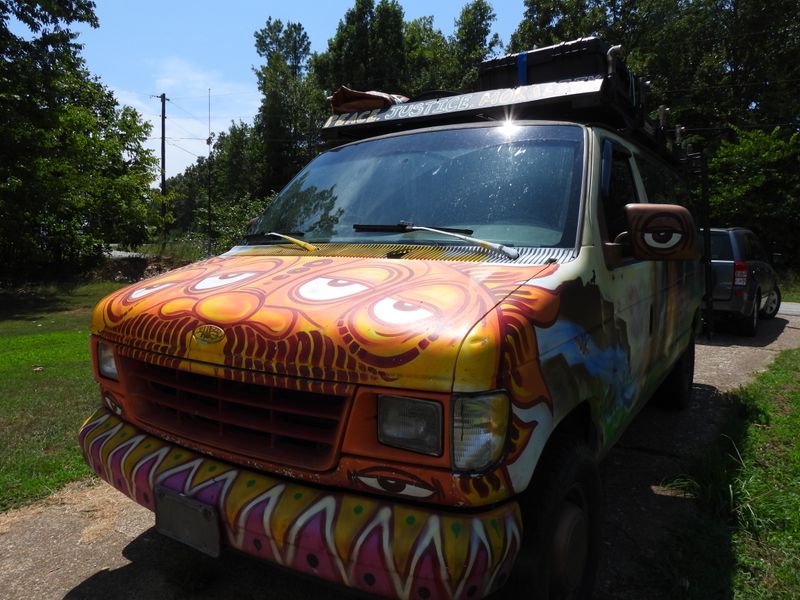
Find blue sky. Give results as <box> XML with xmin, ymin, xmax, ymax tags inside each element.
<box><xmin>67</xmin><ymin>1</ymin><xmax>527</xmax><ymax>177</ymax></box>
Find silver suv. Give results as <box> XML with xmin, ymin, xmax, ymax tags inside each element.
<box><xmin>709</xmin><ymin>227</ymin><xmax>781</xmax><ymax>335</ymax></box>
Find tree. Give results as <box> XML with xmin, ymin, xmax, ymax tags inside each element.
<box><xmin>449</xmin><ymin>0</ymin><xmax>503</xmax><ymax>90</ymax></box>
<box><xmin>402</xmin><ymin>17</ymin><xmax>451</xmax><ymax>96</ymax></box>
<box><xmin>0</xmin><ymin>0</ymin><xmax>157</xmax><ymax>279</ymax></box>
<box><xmin>311</xmin><ymin>0</ymin><xmax>375</xmax><ymax>92</ymax></box>
<box><xmin>369</xmin><ymin>0</ymin><xmax>406</xmax><ymax>91</ymax></box>
<box><xmin>509</xmin><ymin>0</ymin><xmax>605</xmax><ymax>52</ymax></box>
<box><xmin>710</xmin><ymin>127</ymin><xmax>800</xmax><ymax>262</ymax></box>
<box><xmin>253</xmin><ymin>18</ymin><xmax>326</xmax><ymax>194</ymax></box>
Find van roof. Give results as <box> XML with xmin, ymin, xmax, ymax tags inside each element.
<box><xmin>322</xmin><ymin>37</ymin><xmax>677</xmax><ymax>161</ymax></box>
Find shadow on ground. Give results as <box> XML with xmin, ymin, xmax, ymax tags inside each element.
<box><xmin>64</xmin><ymin>527</ymin><xmax>340</xmax><ymax>600</ymax></box>
<box><xmin>63</xmin><ymin>383</ymin><xmax>756</xmax><ymax>600</ymax></box>
<box><xmin>705</xmin><ymin>316</ymin><xmax>788</xmax><ymax>347</ymax></box>
<box><xmin>595</xmin><ymin>382</ymin><xmax>758</xmax><ymax>600</ymax></box>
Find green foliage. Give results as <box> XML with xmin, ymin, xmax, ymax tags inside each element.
<box><xmin>311</xmin><ymin>0</ymin><xmax>376</xmax><ymax>91</ymax></box>
<box><xmin>449</xmin><ymin>0</ymin><xmax>502</xmax><ymax>90</ymax></box>
<box><xmin>254</xmin><ymin>18</ymin><xmax>326</xmax><ymax>194</ymax></box>
<box><xmin>710</xmin><ymin>127</ymin><xmax>800</xmax><ymax>262</ymax></box>
<box><xmin>0</xmin><ymin>1</ymin><xmax>157</xmax><ymax>280</ymax></box>
<box><xmin>402</xmin><ymin>16</ymin><xmax>451</xmax><ymax>97</ymax></box>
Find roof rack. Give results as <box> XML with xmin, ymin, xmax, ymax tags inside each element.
<box><xmin>322</xmin><ymin>37</ymin><xmax>673</xmax><ymax>157</ymax></box>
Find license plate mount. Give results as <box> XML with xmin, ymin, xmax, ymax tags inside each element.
<box><xmin>154</xmin><ymin>485</ymin><xmax>220</xmax><ymax>557</ymax></box>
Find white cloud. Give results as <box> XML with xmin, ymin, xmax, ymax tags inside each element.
<box><xmin>112</xmin><ymin>56</ymin><xmax>261</xmax><ymax>180</ymax></box>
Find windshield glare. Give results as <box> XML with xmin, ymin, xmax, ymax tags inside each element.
<box><xmin>251</xmin><ymin>124</ymin><xmax>584</xmax><ymax>249</ymax></box>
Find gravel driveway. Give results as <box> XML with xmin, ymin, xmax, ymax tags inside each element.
<box><xmin>2</xmin><ymin>306</ymin><xmax>799</xmax><ymax>600</ymax></box>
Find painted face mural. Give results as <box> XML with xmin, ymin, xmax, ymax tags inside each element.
<box><xmin>94</xmin><ymin>254</ymin><xmax>559</xmax><ymax>390</ymax></box>
<box><xmin>92</xmin><ymin>252</ymin><xmax>563</xmax><ymax>507</ymax></box>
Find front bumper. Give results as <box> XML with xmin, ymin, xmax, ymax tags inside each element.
<box><xmin>80</xmin><ymin>408</ymin><xmax>521</xmax><ymax>600</ymax></box>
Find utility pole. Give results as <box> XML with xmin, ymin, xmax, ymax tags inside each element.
<box><xmin>207</xmin><ymin>88</ymin><xmax>212</xmax><ymax>257</ymax></box>
<box><xmin>159</xmin><ymin>93</ymin><xmax>168</xmax><ymax>246</ymax></box>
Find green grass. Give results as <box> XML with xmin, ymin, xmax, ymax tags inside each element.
<box><xmin>0</xmin><ymin>281</ymin><xmax>126</xmax><ymax>510</ymax></box>
<box><xmin>779</xmin><ymin>269</ymin><xmax>800</xmax><ymax>303</ymax></box>
<box><xmin>667</xmin><ymin>349</ymin><xmax>800</xmax><ymax>599</ymax></box>
<box><xmin>730</xmin><ymin>350</ymin><xmax>800</xmax><ymax>598</ymax></box>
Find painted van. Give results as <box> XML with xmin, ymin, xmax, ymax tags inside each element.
<box><xmin>79</xmin><ymin>42</ymin><xmax>702</xmax><ymax>600</ymax></box>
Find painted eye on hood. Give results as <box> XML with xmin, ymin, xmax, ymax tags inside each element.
<box><xmin>194</xmin><ymin>272</ymin><xmax>257</xmax><ymax>290</ymax></box>
<box><xmin>372</xmin><ymin>298</ymin><xmax>434</xmax><ymax>325</ymax></box>
<box><xmin>129</xmin><ymin>282</ymin><xmax>174</xmax><ymax>300</ymax></box>
<box><xmin>296</xmin><ymin>277</ymin><xmax>368</xmax><ymax>301</ymax></box>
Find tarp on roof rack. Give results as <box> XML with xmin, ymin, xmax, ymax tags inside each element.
<box><xmin>328</xmin><ymin>86</ymin><xmax>408</xmax><ymax>114</ymax></box>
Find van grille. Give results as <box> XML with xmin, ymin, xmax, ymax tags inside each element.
<box><xmin>121</xmin><ymin>358</ymin><xmax>350</xmax><ymax>471</ymax></box>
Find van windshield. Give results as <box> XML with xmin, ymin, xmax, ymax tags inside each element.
<box><xmin>249</xmin><ymin>124</ymin><xmax>584</xmax><ymax>249</ymax></box>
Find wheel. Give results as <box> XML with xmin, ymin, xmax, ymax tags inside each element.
<box><xmin>507</xmin><ymin>438</ymin><xmax>601</xmax><ymax>600</ymax></box>
<box><xmin>739</xmin><ymin>291</ymin><xmax>760</xmax><ymax>336</ymax></box>
<box><xmin>760</xmin><ymin>286</ymin><xmax>781</xmax><ymax>320</ymax></box>
<box><xmin>655</xmin><ymin>334</ymin><xmax>695</xmax><ymax>410</ymax></box>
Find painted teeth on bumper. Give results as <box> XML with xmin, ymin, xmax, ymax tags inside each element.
<box><xmin>79</xmin><ymin>409</ymin><xmax>522</xmax><ymax>600</ymax></box>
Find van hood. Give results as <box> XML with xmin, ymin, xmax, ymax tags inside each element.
<box><xmin>92</xmin><ymin>253</ymin><xmax>560</xmax><ymax>391</ymax></box>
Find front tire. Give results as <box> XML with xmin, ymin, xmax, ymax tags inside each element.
<box><xmin>760</xmin><ymin>287</ymin><xmax>781</xmax><ymax>320</ymax></box>
<box><xmin>507</xmin><ymin>438</ymin><xmax>601</xmax><ymax>600</ymax></box>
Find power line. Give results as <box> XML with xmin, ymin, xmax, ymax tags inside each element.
<box><xmin>167</xmin><ymin>140</ymin><xmax>202</xmax><ymax>158</ymax></box>
<box><xmin>168</xmin><ymin>99</ymin><xmax>207</xmax><ymax>126</ymax></box>
<box><xmin>169</xmin><ymin>91</ymin><xmax>262</xmax><ymax>101</ymax></box>
<box><xmin>166</xmin><ymin>117</ymin><xmax>205</xmax><ymax>139</ymax></box>
<box><xmin>147</xmin><ymin>136</ymin><xmax>208</xmax><ymax>141</ymax></box>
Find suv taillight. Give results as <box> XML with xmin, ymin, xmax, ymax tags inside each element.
<box><xmin>733</xmin><ymin>260</ymin><xmax>749</xmax><ymax>286</ymax></box>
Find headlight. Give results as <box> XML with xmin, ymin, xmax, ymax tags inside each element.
<box><xmin>378</xmin><ymin>395</ymin><xmax>442</xmax><ymax>456</ymax></box>
<box><xmin>453</xmin><ymin>392</ymin><xmax>509</xmax><ymax>472</ymax></box>
<box><xmin>97</xmin><ymin>342</ymin><xmax>119</xmax><ymax>381</ymax></box>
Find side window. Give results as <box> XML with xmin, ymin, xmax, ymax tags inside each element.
<box><xmin>710</xmin><ymin>232</ymin><xmax>734</xmax><ymax>260</ymax></box>
<box><xmin>738</xmin><ymin>232</ymin><xmax>754</xmax><ymax>260</ymax></box>
<box><xmin>636</xmin><ymin>158</ymin><xmax>668</xmax><ymax>203</ymax></box>
<box><xmin>636</xmin><ymin>156</ymin><xmax>687</xmax><ymax>205</ymax></box>
<box><xmin>603</xmin><ymin>148</ymin><xmax>638</xmax><ymax>241</ymax></box>
<box><xmin>748</xmin><ymin>234</ymin><xmax>769</xmax><ymax>261</ymax></box>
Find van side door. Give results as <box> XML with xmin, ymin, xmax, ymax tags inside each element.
<box><xmin>595</xmin><ymin>139</ymin><xmax>656</xmax><ymax>444</ymax></box>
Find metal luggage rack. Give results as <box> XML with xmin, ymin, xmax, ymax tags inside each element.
<box><xmin>322</xmin><ymin>37</ymin><xmax>677</xmax><ymax>161</ymax></box>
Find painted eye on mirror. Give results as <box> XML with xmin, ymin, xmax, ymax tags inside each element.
<box><xmin>297</xmin><ymin>277</ymin><xmax>368</xmax><ymax>301</ymax></box>
<box><xmin>644</xmin><ymin>230</ymin><xmax>683</xmax><ymax>250</ymax></box>
<box><xmin>372</xmin><ymin>298</ymin><xmax>434</xmax><ymax>325</ymax></box>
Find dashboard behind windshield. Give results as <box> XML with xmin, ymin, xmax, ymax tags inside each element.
<box><xmin>250</xmin><ymin>124</ymin><xmax>585</xmax><ymax>249</ymax></box>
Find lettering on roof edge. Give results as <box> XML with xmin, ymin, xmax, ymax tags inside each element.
<box><xmin>323</xmin><ymin>77</ymin><xmax>606</xmax><ymax>129</ymax></box>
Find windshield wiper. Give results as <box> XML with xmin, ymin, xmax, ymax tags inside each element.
<box><xmin>243</xmin><ymin>231</ymin><xmax>318</xmax><ymax>252</ymax></box>
<box><xmin>353</xmin><ymin>221</ymin><xmax>519</xmax><ymax>260</ymax></box>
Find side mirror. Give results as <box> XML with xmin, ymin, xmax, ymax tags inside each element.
<box><xmin>623</xmin><ymin>203</ymin><xmax>700</xmax><ymax>261</ymax></box>
<box><xmin>771</xmin><ymin>252</ymin><xmax>785</xmax><ymax>267</ymax></box>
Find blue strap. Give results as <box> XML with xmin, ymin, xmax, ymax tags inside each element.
<box><xmin>517</xmin><ymin>52</ymin><xmax>528</xmax><ymax>86</ymax></box>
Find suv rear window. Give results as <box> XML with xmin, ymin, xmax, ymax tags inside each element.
<box><xmin>710</xmin><ymin>231</ymin><xmax>733</xmax><ymax>260</ymax></box>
